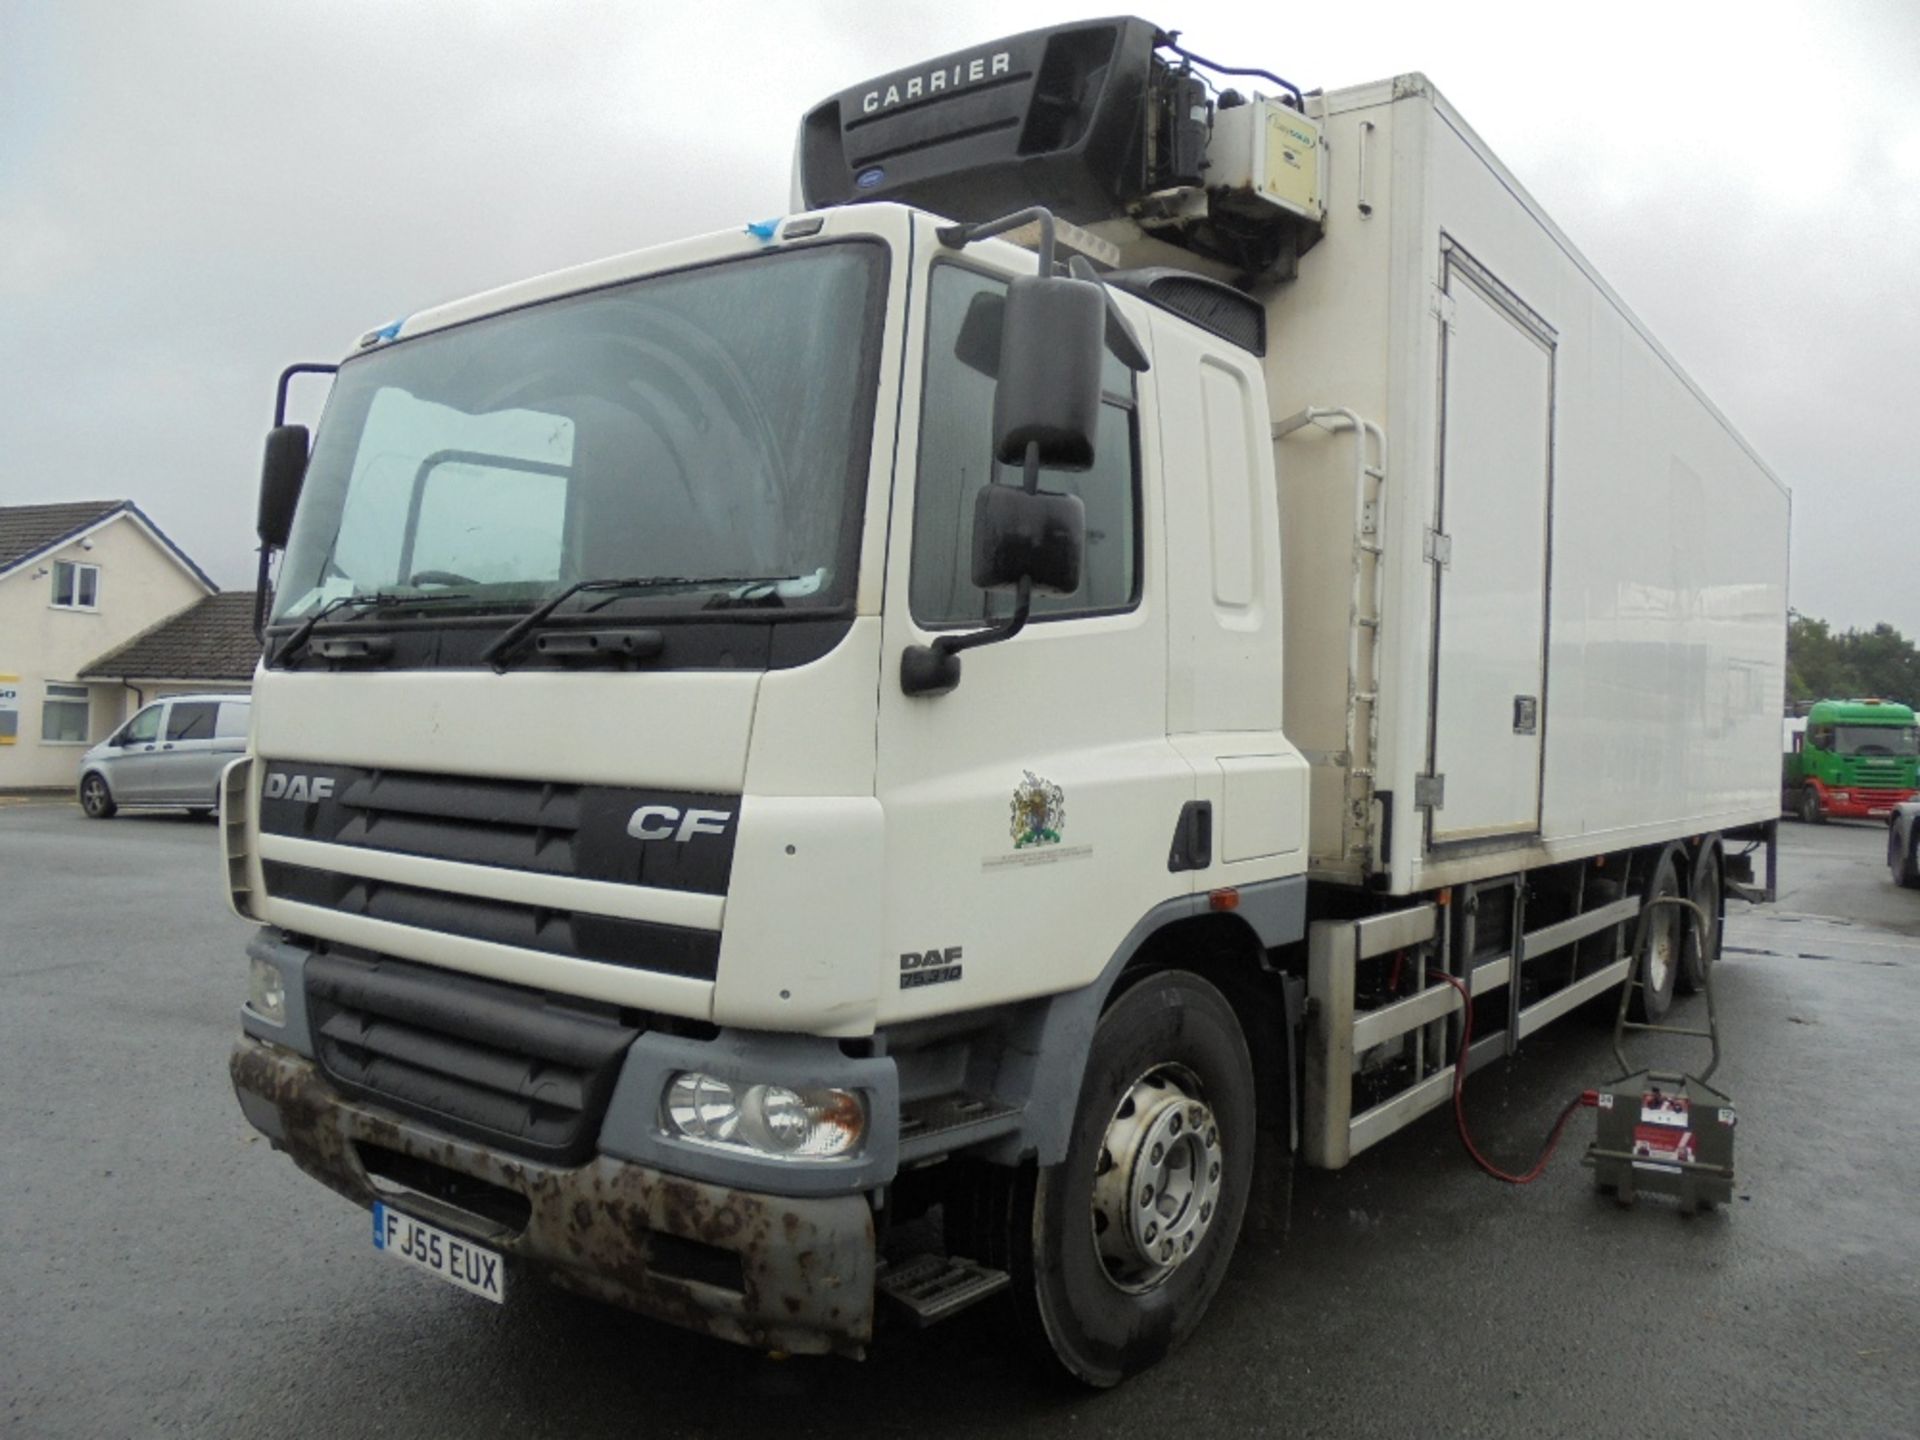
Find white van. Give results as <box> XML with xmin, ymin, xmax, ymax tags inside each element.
<box><xmin>77</xmin><ymin>694</ymin><xmax>250</xmax><ymax>817</ymax></box>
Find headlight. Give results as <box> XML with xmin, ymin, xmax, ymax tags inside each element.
<box><xmin>247</xmin><ymin>955</ymin><xmax>286</xmax><ymax>1024</ymax></box>
<box><xmin>663</xmin><ymin>1071</ymin><xmax>865</xmax><ymax>1160</ymax></box>
<box><xmin>1832</xmin><ymin>791</ymin><xmax>1851</xmax><ymax>802</ymax></box>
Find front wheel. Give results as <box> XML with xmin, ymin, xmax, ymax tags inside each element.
<box><xmin>79</xmin><ymin>773</ymin><xmax>116</xmax><ymax>819</ymax></box>
<box><xmin>1798</xmin><ymin>788</ymin><xmax>1825</xmax><ymax>825</ymax></box>
<box><xmin>1008</xmin><ymin>970</ymin><xmax>1256</xmax><ymax>1388</ymax></box>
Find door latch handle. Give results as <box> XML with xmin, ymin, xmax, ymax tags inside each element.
<box><xmin>1168</xmin><ymin>801</ymin><xmax>1213</xmax><ymax>873</ymax></box>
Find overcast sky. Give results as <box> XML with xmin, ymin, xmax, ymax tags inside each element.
<box><xmin>4</xmin><ymin>0</ymin><xmax>1916</xmax><ymax>633</ymax></box>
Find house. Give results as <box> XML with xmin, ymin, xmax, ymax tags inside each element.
<box><xmin>0</xmin><ymin>500</ymin><xmax>256</xmax><ymax>790</ymax></box>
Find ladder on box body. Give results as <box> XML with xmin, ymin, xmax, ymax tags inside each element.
<box><xmin>1274</xmin><ymin>407</ymin><xmax>1387</xmax><ymax>872</ymax></box>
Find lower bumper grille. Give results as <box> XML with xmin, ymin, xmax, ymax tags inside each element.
<box><xmin>264</xmin><ymin>861</ymin><xmax>720</xmax><ymax>981</ymax></box>
<box><xmin>307</xmin><ymin>949</ymin><xmax>641</xmax><ymax>1164</ymax></box>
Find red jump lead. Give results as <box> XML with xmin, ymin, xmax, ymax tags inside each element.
<box><xmin>1426</xmin><ymin>970</ymin><xmax>1597</xmax><ymax>1185</ymax></box>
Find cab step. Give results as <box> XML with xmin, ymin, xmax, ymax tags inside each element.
<box><xmin>877</xmin><ymin>1254</ymin><xmax>1010</xmax><ymax>1326</ymax></box>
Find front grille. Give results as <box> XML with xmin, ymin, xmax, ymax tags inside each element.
<box><xmin>1848</xmin><ymin>765</ymin><xmax>1908</xmax><ymax>786</ymax></box>
<box><xmin>264</xmin><ymin>861</ymin><xmax>719</xmax><ymax>980</ymax></box>
<box><xmin>308</xmin><ymin>949</ymin><xmax>642</xmax><ymax>1164</ymax></box>
<box><xmin>258</xmin><ymin>762</ymin><xmax>736</xmax><ymax>896</ymax></box>
<box><xmin>257</xmin><ymin>761</ymin><xmax>734</xmax><ymax>982</ymax></box>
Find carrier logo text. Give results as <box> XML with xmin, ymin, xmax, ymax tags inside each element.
<box><xmin>863</xmin><ymin>51</ymin><xmax>1011</xmax><ymax>113</ymax></box>
<box><xmin>263</xmin><ymin>773</ymin><xmax>334</xmax><ymax>802</ymax></box>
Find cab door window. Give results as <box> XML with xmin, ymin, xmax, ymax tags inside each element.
<box><xmin>165</xmin><ymin>702</ymin><xmax>221</xmax><ymax>742</ymax></box>
<box><xmin>122</xmin><ymin>705</ymin><xmax>164</xmax><ymax>745</ymax></box>
<box><xmin>910</xmin><ymin>264</ymin><xmax>1140</xmax><ymax>627</ymax></box>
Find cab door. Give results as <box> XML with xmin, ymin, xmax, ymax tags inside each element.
<box><xmin>104</xmin><ymin>702</ymin><xmax>168</xmax><ymax>803</ymax></box>
<box><xmin>872</xmin><ymin>250</ymin><xmax>1192</xmax><ymax>1019</ymax></box>
<box><xmin>155</xmin><ymin>698</ymin><xmax>225</xmax><ymax>804</ymax></box>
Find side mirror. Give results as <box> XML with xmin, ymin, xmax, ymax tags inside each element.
<box><xmin>992</xmin><ymin>276</ymin><xmax>1105</xmax><ymax>470</ymax></box>
<box><xmin>257</xmin><ymin>425</ymin><xmax>309</xmax><ymax>548</ymax></box>
<box><xmin>971</xmin><ymin>484</ymin><xmax>1084</xmax><ymax>595</ymax></box>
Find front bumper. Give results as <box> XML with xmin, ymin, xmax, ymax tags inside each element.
<box><xmin>230</xmin><ymin>1036</ymin><xmax>876</xmax><ymax>1357</ymax></box>
<box><xmin>1810</xmin><ymin>781</ymin><xmax>1916</xmax><ymax>819</ymax></box>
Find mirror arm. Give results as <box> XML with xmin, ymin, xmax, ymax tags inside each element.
<box><xmin>253</xmin><ymin>549</ymin><xmax>274</xmax><ymax>641</ymax></box>
<box><xmin>937</xmin><ymin>208</ymin><xmax>1057</xmax><ymax>277</ymax></box>
<box><xmin>275</xmin><ymin>362</ymin><xmax>337</xmax><ymax>427</ymax></box>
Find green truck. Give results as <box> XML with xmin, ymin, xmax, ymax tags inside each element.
<box><xmin>1783</xmin><ymin>699</ymin><xmax>1920</xmax><ymax>821</ymax></box>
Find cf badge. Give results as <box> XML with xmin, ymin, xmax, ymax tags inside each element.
<box><xmin>626</xmin><ymin>805</ymin><xmax>733</xmax><ymax>843</ymax></box>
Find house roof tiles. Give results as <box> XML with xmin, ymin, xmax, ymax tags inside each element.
<box><xmin>0</xmin><ymin>498</ymin><xmax>219</xmax><ymax>591</ymax></box>
<box><xmin>81</xmin><ymin>592</ymin><xmax>261</xmax><ymax>683</ymax></box>
<box><xmin>0</xmin><ymin>500</ymin><xmax>128</xmax><ymax>572</ymax></box>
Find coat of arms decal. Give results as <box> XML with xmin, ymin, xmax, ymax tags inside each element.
<box><xmin>1010</xmin><ymin>771</ymin><xmax>1066</xmax><ymax>849</ymax></box>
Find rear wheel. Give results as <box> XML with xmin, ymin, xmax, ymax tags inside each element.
<box><xmin>1005</xmin><ymin>969</ymin><xmax>1255</xmax><ymax>1387</ymax></box>
<box><xmin>79</xmin><ymin>773</ymin><xmax>116</xmax><ymax>819</ymax></box>
<box><xmin>1677</xmin><ymin>843</ymin><xmax>1721</xmax><ymax>994</ymax></box>
<box><xmin>1630</xmin><ymin>856</ymin><xmax>1684</xmax><ymax>1023</ymax></box>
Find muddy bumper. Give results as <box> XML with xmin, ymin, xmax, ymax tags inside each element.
<box><xmin>230</xmin><ymin>1035</ymin><xmax>876</xmax><ymax>1356</ymax></box>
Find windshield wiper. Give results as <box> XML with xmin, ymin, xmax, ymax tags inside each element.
<box><xmin>274</xmin><ymin>590</ymin><xmax>478</xmax><ymax>666</ymax></box>
<box><xmin>482</xmin><ymin>575</ymin><xmax>796</xmax><ymax>672</ymax></box>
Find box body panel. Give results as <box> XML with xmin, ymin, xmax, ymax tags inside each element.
<box><xmin>1265</xmin><ymin>78</ymin><xmax>1788</xmax><ymax>893</ymax></box>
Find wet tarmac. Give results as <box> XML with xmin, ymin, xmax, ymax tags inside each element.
<box><xmin>3</xmin><ymin>802</ymin><xmax>1914</xmax><ymax>1438</ymax></box>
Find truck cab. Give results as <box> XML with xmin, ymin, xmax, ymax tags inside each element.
<box><xmin>1783</xmin><ymin>698</ymin><xmax>1920</xmax><ymax>822</ymax></box>
<box><xmin>228</xmin><ymin>197</ymin><xmax>1304</xmax><ymax>1378</ymax></box>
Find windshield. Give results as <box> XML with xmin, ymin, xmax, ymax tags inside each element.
<box><xmin>1832</xmin><ymin>724</ymin><xmax>1920</xmax><ymax>757</ymax></box>
<box><xmin>273</xmin><ymin>242</ymin><xmax>888</xmax><ymax>625</ymax></box>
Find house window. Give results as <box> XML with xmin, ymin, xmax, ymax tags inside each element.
<box><xmin>41</xmin><ymin>684</ymin><xmax>91</xmax><ymax>743</ymax></box>
<box><xmin>52</xmin><ymin>561</ymin><xmax>100</xmax><ymax>609</ymax></box>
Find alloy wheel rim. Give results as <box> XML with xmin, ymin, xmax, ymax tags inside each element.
<box><xmin>1089</xmin><ymin>1064</ymin><xmax>1224</xmax><ymax>1294</ymax></box>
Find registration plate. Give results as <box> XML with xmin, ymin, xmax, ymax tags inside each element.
<box><xmin>372</xmin><ymin>1202</ymin><xmax>505</xmax><ymax>1303</ymax></box>
<box><xmin>1870</xmin><ymin>808</ymin><xmax>1891</xmax><ymax>818</ymax></box>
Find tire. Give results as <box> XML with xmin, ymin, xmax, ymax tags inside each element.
<box><xmin>1798</xmin><ymin>788</ymin><xmax>1825</xmax><ymax>825</ymax></box>
<box><xmin>1005</xmin><ymin>970</ymin><xmax>1256</xmax><ymax>1388</ymax></box>
<box><xmin>1677</xmin><ymin>843</ymin><xmax>1721</xmax><ymax>994</ymax></box>
<box><xmin>1895</xmin><ymin>826</ymin><xmax>1920</xmax><ymax>890</ymax></box>
<box><xmin>79</xmin><ymin>772</ymin><xmax>117</xmax><ymax>819</ymax></box>
<box><xmin>1630</xmin><ymin>856</ymin><xmax>1684</xmax><ymax>1023</ymax></box>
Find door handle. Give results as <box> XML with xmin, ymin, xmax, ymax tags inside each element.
<box><xmin>1167</xmin><ymin>800</ymin><xmax>1213</xmax><ymax>872</ymax></box>
<box><xmin>162</xmin><ymin>743</ymin><xmax>175</xmax><ymax>750</ymax></box>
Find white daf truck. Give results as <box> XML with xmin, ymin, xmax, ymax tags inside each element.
<box><xmin>228</xmin><ymin>17</ymin><xmax>1788</xmax><ymax>1386</ymax></box>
